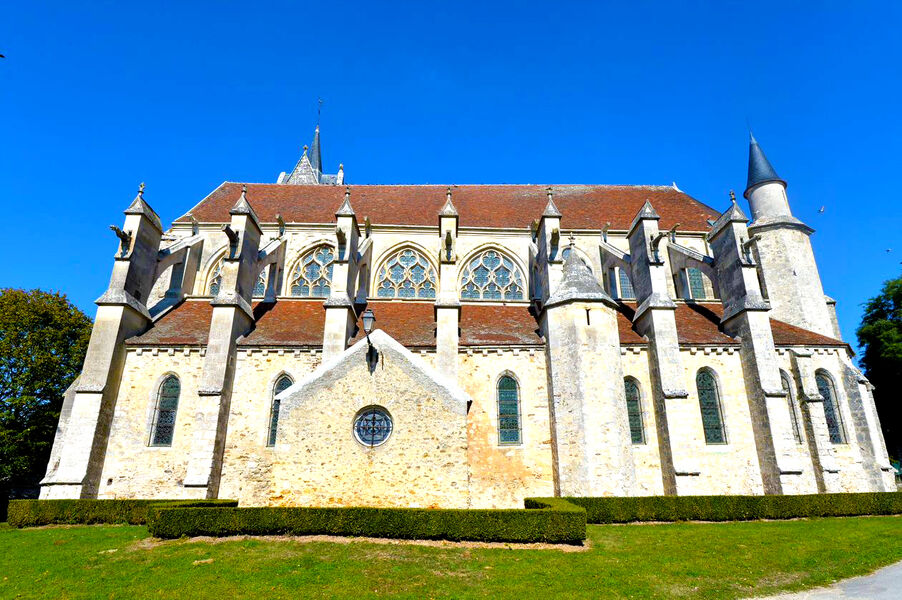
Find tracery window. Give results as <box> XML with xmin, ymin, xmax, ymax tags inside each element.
<box><xmin>624</xmin><ymin>378</ymin><xmax>645</xmax><ymax>444</ymax></box>
<box><xmin>781</xmin><ymin>371</ymin><xmax>803</xmax><ymax>444</ymax></box>
<box><xmin>816</xmin><ymin>371</ymin><xmax>847</xmax><ymax>444</ymax></box>
<box><xmin>686</xmin><ymin>267</ymin><xmax>707</xmax><ymax>300</ymax></box>
<box><xmin>208</xmin><ymin>258</ymin><xmax>223</xmax><ymax>296</ymax></box>
<box><xmin>150</xmin><ymin>375</ymin><xmax>180</xmax><ymax>447</ymax></box>
<box><xmin>375</xmin><ymin>248</ymin><xmax>437</xmax><ymax>299</ymax></box>
<box><xmin>697</xmin><ymin>369</ymin><xmax>726</xmax><ymax>444</ymax></box>
<box><xmin>267</xmin><ymin>374</ymin><xmax>293</xmax><ymax>446</ymax></box>
<box><xmin>253</xmin><ymin>266</ymin><xmax>270</xmax><ymax>298</ymax></box>
<box><xmin>288</xmin><ymin>245</ymin><xmax>335</xmax><ymax>297</ymax></box>
<box><xmin>460</xmin><ymin>250</ymin><xmax>525</xmax><ymax>301</ymax></box>
<box><xmin>497</xmin><ymin>375</ymin><xmax>522</xmax><ymax>445</ymax></box>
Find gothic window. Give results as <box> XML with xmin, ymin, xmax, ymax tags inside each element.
<box><xmin>607</xmin><ymin>267</ymin><xmax>635</xmax><ymax>300</ymax></box>
<box><xmin>288</xmin><ymin>245</ymin><xmax>335</xmax><ymax>297</ymax></box>
<box><xmin>208</xmin><ymin>258</ymin><xmax>223</xmax><ymax>296</ymax></box>
<box><xmin>497</xmin><ymin>375</ymin><xmax>522</xmax><ymax>445</ymax></box>
<box><xmin>253</xmin><ymin>265</ymin><xmax>270</xmax><ymax>298</ymax></box>
<box><xmin>460</xmin><ymin>250</ymin><xmax>525</xmax><ymax>301</ymax></box>
<box><xmin>781</xmin><ymin>371</ymin><xmax>803</xmax><ymax>444</ymax></box>
<box><xmin>150</xmin><ymin>375</ymin><xmax>180</xmax><ymax>447</ymax></box>
<box><xmin>697</xmin><ymin>369</ymin><xmax>726</xmax><ymax>444</ymax></box>
<box><xmin>624</xmin><ymin>378</ymin><xmax>645</xmax><ymax>444</ymax></box>
<box><xmin>375</xmin><ymin>248</ymin><xmax>437</xmax><ymax>299</ymax></box>
<box><xmin>687</xmin><ymin>267</ymin><xmax>706</xmax><ymax>300</ymax></box>
<box><xmin>267</xmin><ymin>374</ymin><xmax>293</xmax><ymax>446</ymax></box>
<box><xmin>816</xmin><ymin>371</ymin><xmax>847</xmax><ymax>444</ymax></box>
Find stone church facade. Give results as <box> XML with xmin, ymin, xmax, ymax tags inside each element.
<box><xmin>40</xmin><ymin>128</ymin><xmax>895</xmax><ymax>508</ymax></box>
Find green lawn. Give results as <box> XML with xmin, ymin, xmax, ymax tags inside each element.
<box><xmin>2</xmin><ymin>517</ymin><xmax>901</xmax><ymax>599</ymax></box>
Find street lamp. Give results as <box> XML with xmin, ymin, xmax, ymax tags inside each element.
<box><xmin>361</xmin><ymin>308</ymin><xmax>377</xmax><ymax>369</ymax></box>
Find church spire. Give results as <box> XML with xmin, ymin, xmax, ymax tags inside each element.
<box><xmin>309</xmin><ymin>125</ymin><xmax>322</xmax><ymax>176</ymax></box>
<box><xmin>744</xmin><ymin>132</ymin><xmax>786</xmax><ymax>198</ymax></box>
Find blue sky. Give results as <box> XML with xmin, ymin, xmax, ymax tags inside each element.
<box><xmin>1</xmin><ymin>2</ymin><xmax>900</xmax><ymax>352</ymax></box>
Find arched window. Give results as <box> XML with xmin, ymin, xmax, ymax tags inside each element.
<box><xmin>497</xmin><ymin>375</ymin><xmax>521</xmax><ymax>445</ymax></box>
<box><xmin>375</xmin><ymin>248</ymin><xmax>437</xmax><ymax>299</ymax></box>
<box><xmin>288</xmin><ymin>245</ymin><xmax>335</xmax><ymax>297</ymax></box>
<box><xmin>267</xmin><ymin>374</ymin><xmax>293</xmax><ymax>446</ymax></box>
<box><xmin>686</xmin><ymin>267</ymin><xmax>707</xmax><ymax>300</ymax></box>
<box><xmin>781</xmin><ymin>371</ymin><xmax>803</xmax><ymax>443</ymax></box>
<box><xmin>816</xmin><ymin>371</ymin><xmax>847</xmax><ymax>444</ymax></box>
<box><xmin>150</xmin><ymin>375</ymin><xmax>180</xmax><ymax>447</ymax></box>
<box><xmin>460</xmin><ymin>250</ymin><xmax>525</xmax><ymax>301</ymax></box>
<box><xmin>608</xmin><ymin>267</ymin><xmax>635</xmax><ymax>299</ymax></box>
<box><xmin>696</xmin><ymin>369</ymin><xmax>726</xmax><ymax>444</ymax></box>
<box><xmin>208</xmin><ymin>258</ymin><xmax>224</xmax><ymax>296</ymax></box>
<box><xmin>624</xmin><ymin>378</ymin><xmax>645</xmax><ymax>444</ymax></box>
<box><xmin>253</xmin><ymin>265</ymin><xmax>270</xmax><ymax>298</ymax></box>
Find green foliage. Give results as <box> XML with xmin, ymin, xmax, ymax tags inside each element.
<box><xmin>558</xmin><ymin>492</ymin><xmax>902</xmax><ymax>523</ymax></box>
<box><xmin>148</xmin><ymin>499</ymin><xmax>586</xmax><ymax>544</ymax></box>
<box><xmin>0</xmin><ymin>289</ymin><xmax>92</xmax><ymax>488</ymax></box>
<box><xmin>7</xmin><ymin>499</ymin><xmax>238</xmax><ymax>527</ymax></box>
<box><xmin>857</xmin><ymin>273</ymin><xmax>902</xmax><ymax>459</ymax></box>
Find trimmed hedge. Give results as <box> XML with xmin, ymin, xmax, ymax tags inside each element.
<box><xmin>8</xmin><ymin>499</ymin><xmax>238</xmax><ymax>528</ymax></box>
<box><xmin>148</xmin><ymin>498</ymin><xmax>586</xmax><ymax>544</ymax></box>
<box><xmin>560</xmin><ymin>491</ymin><xmax>902</xmax><ymax>524</ymax></box>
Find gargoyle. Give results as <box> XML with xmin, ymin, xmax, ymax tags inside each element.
<box><xmin>109</xmin><ymin>225</ymin><xmax>132</xmax><ymax>257</ymax></box>
<box><xmin>221</xmin><ymin>224</ymin><xmax>239</xmax><ymax>258</ymax></box>
<box><xmin>336</xmin><ymin>227</ymin><xmax>347</xmax><ymax>259</ymax></box>
<box><xmin>649</xmin><ymin>231</ymin><xmax>667</xmax><ymax>263</ymax></box>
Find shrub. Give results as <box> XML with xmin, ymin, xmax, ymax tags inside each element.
<box><xmin>148</xmin><ymin>498</ymin><xmax>586</xmax><ymax>544</ymax></box>
<box><xmin>557</xmin><ymin>492</ymin><xmax>902</xmax><ymax>524</ymax></box>
<box><xmin>7</xmin><ymin>499</ymin><xmax>238</xmax><ymax>528</ymax></box>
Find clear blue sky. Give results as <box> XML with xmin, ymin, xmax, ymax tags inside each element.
<box><xmin>2</xmin><ymin>2</ymin><xmax>900</xmax><ymax>352</ymax></box>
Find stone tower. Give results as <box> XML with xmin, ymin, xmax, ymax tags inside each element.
<box><xmin>744</xmin><ymin>134</ymin><xmax>836</xmax><ymax>338</ymax></box>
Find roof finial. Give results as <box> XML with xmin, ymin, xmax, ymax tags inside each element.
<box><xmin>568</xmin><ymin>232</ymin><xmax>576</xmax><ymax>249</ymax></box>
<box><xmin>138</xmin><ymin>182</ymin><xmax>145</xmax><ymax>197</ymax></box>
<box><xmin>345</xmin><ymin>185</ymin><xmax>350</xmax><ymax>200</ymax></box>
<box><xmin>546</xmin><ymin>185</ymin><xmax>553</xmax><ymax>202</ymax></box>
<box><xmin>242</xmin><ymin>184</ymin><xmax>248</xmax><ymax>196</ymax></box>
<box><xmin>317</xmin><ymin>98</ymin><xmax>323</xmax><ymax>127</ymax></box>
<box><xmin>729</xmin><ymin>189</ymin><xmax>736</xmax><ymax>204</ymax></box>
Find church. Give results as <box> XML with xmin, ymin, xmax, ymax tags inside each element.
<box><xmin>39</xmin><ymin>126</ymin><xmax>896</xmax><ymax>508</ymax></box>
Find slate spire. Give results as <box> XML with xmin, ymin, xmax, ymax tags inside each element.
<box><xmin>309</xmin><ymin>125</ymin><xmax>322</xmax><ymax>176</ymax></box>
<box><xmin>744</xmin><ymin>132</ymin><xmax>786</xmax><ymax>198</ymax></box>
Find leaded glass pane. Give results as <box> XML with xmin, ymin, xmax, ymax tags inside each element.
<box><xmin>208</xmin><ymin>259</ymin><xmax>223</xmax><ymax>296</ymax></box>
<box><xmin>253</xmin><ymin>266</ymin><xmax>269</xmax><ymax>298</ymax></box>
<box><xmin>625</xmin><ymin>379</ymin><xmax>645</xmax><ymax>444</ymax></box>
<box><xmin>687</xmin><ymin>267</ymin><xmax>706</xmax><ymax>300</ymax></box>
<box><xmin>267</xmin><ymin>375</ymin><xmax>292</xmax><ymax>446</ymax></box>
<box><xmin>354</xmin><ymin>407</ymin><xmax>393</xmax><ymax>447</ymax></box>
<box><xmin>459</xmin><ymin>250</ymin><xmax>525</xmax><ymax>301</ymax></box>
<box><xmin>374</xmin><ymin>249</ymin><xmax>437</xmax><ymax>299</ymax></box>
<box><xmin>618</xmin><ymin>269</ymin><xmax>635</xmax><ymax>299</ymax></box>
<box><xmin>782</xmin><ymin>373</ymin><xmax>803</xmax><ymax>444</ymax></box>
<box><xmin>498</xmin><ymin>376</ymin><xmax>521</xmax><ymax>445</ymax></box>
<box><xmin>697</xmin><ymin>370</ymin><xmax>726</xmax><ymax>444</ymax></box>
<box><xmin>289</xmin><ymin>246</ymin><xmax>335</xmax><ymax>297</ymax></box>
<box><xmin>151</xmin><ymin>375</ymin><xmax>180</xmax><ymax>446</ymax></box>
<box><xmin>817</xmin><ymin>373</ymin><xmax>846</xmax><ymax>444</ymax></box>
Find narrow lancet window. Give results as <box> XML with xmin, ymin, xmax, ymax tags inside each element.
<box><xmin>816</xmin><ymin>371</ymin><xmax>847</xmax><ymax>444</ymax></box>
<box><xmin>267</xmin><ymin>374</ymin><xmax>293</xmax><ymax>446</ymax></box>
<box><xmin>781</xmin><ymin>372</ymin><xmax>803</xmax><ymax>443</ymax></box>
<box><xmin>497</xmin><ymin>375</ymin><xmax>522</xmax><ymax>445</ymax></box>
<box><xmin>697</xmin><ymin>369</ymin><xmax>726</xmax><ymax>444</ymax></box>
<box><xmin>151</xmin><ymin>375</ymin><xmax>180</xmax><ymax>447</ymax></box>
<box><xmin>624</xmin><ymin>378</ymin><xmax>645</xmax><ymax>444</ymax></box>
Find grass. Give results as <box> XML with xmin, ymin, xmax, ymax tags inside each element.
<box><xmin>1</xmin><ymin>517</ymin><xmax>902</xmax><ymax>599</ymax></box>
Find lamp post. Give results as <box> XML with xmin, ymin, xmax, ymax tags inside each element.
<box><xmin>362</xmin><ymin>308</ymin><xmax>377</xmax><ymax>368</ymax></box>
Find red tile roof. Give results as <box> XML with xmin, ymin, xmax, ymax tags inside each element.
<box><xmin>176</xmin><ymin>183</ymin><xmax>719</xmax><ymax>231</ymax></box>
<box><xmin>125</xmin><ymin>299</ymin><xmax>845</xmax><ymax>350</ymax></box>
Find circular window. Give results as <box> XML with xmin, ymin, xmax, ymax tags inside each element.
<box><xmin>353</xmin><ymin>406</ymin><xmax>393</xmax><ymax>447</ymax></box>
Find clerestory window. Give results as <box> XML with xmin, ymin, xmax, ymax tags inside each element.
<box><xmin>460</xmin><ymin>250</ymin><xmax>525</xmax><ymax>301</ymax></box>
<box><xmin>288</xmin><ymin>245</ymin><xmax>335</xmax><ymax>297</ymax></box>
<box><xmin>375</xmin><ymin>248</ymin><xmax>437</xmax><ymax>299</ymax></box>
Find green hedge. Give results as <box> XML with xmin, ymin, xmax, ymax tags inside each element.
<box><xmin>559</xmin><ymin>492</ymin><xmax>902</xmax><ymax>524</ymax></box>
<box><xmin>148</xmin><ymin>498</ymin><xmax>586</xmax><ymax>544</ymax></box>
<box><xmin>7</xmin><ymin>499</ymin><xmax>238</xmax><ymax>528</ymax></box>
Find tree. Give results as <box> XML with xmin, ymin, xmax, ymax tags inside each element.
<box><xmin>0</xmin><ymin>289</ymin><xmax>92</xmax><ymax>491</ymax></box>
<box><xmin>857</xmin><ymin>274</ymin><xmax>902</xmax><ymax>461</ymax></box>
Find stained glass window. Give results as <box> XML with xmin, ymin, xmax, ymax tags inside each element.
<box><xmin>460</xmin><ymin>250</ymin><xmax>525</xmax><ymax>301</ymax></box>
<box><xmin>289</xmin><ymin>246</ymin><xmax>335</xmax><ymax>297</ymax></box>
<box><xmin>151</xmin><ymin>375</ymin><xmax>180</xmax><ymax>446</ymax></box>
<box><xmin>687</xmin><ymin>267</ymin><xmax>706</xmax><ymax>300</ymax></box>
<box><xmin>208</xmin><ymin>258</ymin><xmax>223</xmax><ymax>296</ymax></box>
<box><xmin>498</xmin><ymin>375</ymin><xmax>521</xmax><ymax>445</ymax></box>
<box><xmin>697</xmin><ymin>369</ymin><xmax>726</xmax><ymax>444</ymax></box>
<box><xmin>354</xmin><ymin>406</ymin><xmax>393</xmax><ymax>447</ymax></box>
<box><xmin>624</xmin><ymin>378</ymin><xmax>645</xmax><ymax>444</ymax></box>
<box><xmin>253</xmin><ymin>266</ymin><xmax>269</xmax><ymax>298</ymax></box>
<box><xmin>816</xmin><ymin>371</ymin><xmax>847</xmax><ymax>444</ymax></box>
<box><xmin>267</xmin><ymin>374</ymin><xmax>293</xmax><ymax>446</ymax></box>
<box><xmin>375</xmin><ymin>248</ymin><xmax>437</xmax><ymax>299</ymax></box>
<box><xmin>618</xmin><ymin>268</ymin><xmax>635</xmax><ymax>299</ymax></box>
<box><xmin>782</xmin><ymin>372</ymin><xmax>803</xmax><ymax>444</ymax></box>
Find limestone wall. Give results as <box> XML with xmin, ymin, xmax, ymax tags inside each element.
<box><xmin>620</xmin><ymin>347</ymin><xmax>666</xmax><ymax>496</ymax></box>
